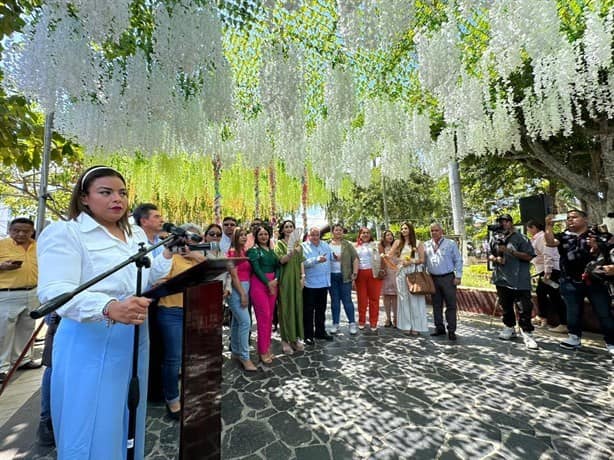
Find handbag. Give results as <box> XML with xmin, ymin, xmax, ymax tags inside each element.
<box><xmin>406</xmin><ymin>268</ymin><xmax>435</xmax><ymax>295</ymax></box>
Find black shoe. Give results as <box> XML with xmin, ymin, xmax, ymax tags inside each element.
<box><xmin>37</xmin><ymin>420</ymin><xmax>55</xmax><ymax>447</ymax></box>
<box><xmin>315</xmin><ymin>332</ymin><xmax>334</xmax><ymax>341</ymax></box>
<box><xmin>18</xmin><ymin>360</ymin><xmax>42</xmax><ymax>370</ymax></box>
<box><xmin>430</xmin><ymin>329</ymin><xmax>446</xmax><ymax>337</ymax></box>
<box><xmin>166</xmin><ymin>404</ymin><xmax>181</xmax><ymax>421</ymax></box>
<box><xmin>304</xmin><ymin>338</ymin><xmax>315</xmax><ymax>346</ymax></box>
<box><xmin>448</xmin><ymin>331</ymin><xmax>457</xmax><ymax>341</ymax></box>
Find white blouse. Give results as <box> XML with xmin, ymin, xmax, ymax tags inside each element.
<box><xmin>37</xmin><ymin>213</ymin><xmax>171</xmax><ymax>322</ymax></box>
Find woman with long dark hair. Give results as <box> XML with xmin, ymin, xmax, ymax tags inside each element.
<box><xmin>247</xmin><ymin>225</ymin><xmax>280</xmax><ymax>364</ymax></box>
<box><xmin>274</xmin><ymin>220</ymin><xmax>305</xmax><ymax>354</ymax></box>
<box><xmin>379</xmin><ymin>229</ymin><xmax>398</xmax><ymax>327</ymax></box>
<box><xmin>392</xmin><ymin>222</ymin><xmax>428</xmax><ymax>335</ymax></box>
<box><xmin>227</xmin><ymin>227</ymin><xmax>257</xmax><ymax>371</ymax></box>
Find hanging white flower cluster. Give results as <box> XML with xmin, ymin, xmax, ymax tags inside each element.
<box><xmin>308</xmin><ymin>65</ymin><xmax>358</xmax><ymax>190</ymax></box>
<box><xmin>486</xmin><ymin>0</ymin><xmax>562</xmax><ymax>77</ymax></box>
<box><xmin>414</xmin><ymin>19</ymin><xmax>461</xmax><ymax>97</ymax></box>
<box><xmin>259</xmin><ymin>44</ymin><xmax>307</xmax><ymax>174</ymax></box>
<box><xmin>422</xmin><ymin>127</ymin><xmax>454</xmax><ymax>175</ymax></box>
<box><xmin>230</xmin><ymin>116</ymin><xmax>272</xmax><ymax>168</ymax></box>
<box><xmin>337</xmin><ymin>0</ymin><xmax>414</xmax><ymax>52</ymax></box>
<box><xmin>54</xmin><ymin>1</ymin><xmax>233</xmax><ymax>157</ymax></box>
<box><xmin>47</xmin><ymin>0</ymin><xmax>131</xmax><ymax>43</ymax></box>
<box><xmin>2</xmin><ymin>4</ymin><xmax>99</xmax><ymax>113</ymax></box>
<box><xmin>579</xmin><ymin>9</ymin><xmax>614</xmax><ymax>119</ymax></box>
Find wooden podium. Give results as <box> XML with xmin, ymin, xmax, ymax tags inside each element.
<box><xmin>144</xmin><ymin>258</ymin><xmax>234</xmax><ymax>459</ymax></box>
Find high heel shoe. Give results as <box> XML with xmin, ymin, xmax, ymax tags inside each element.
<box><xmin>282</xmin><ymin>341</ymin><xmax>294</xmax><ymax>355</ymax></box>
<box><xmin>291</xmin><ymin>340</ymin><xmax>305</xmax><ymax>352</ymax></box>
<box><xmin>260</xmin><ymin>353</ymin><xmax>273</xmax><ymax>364</ymax></box>
<box><xmin>240</xmin><ymin>359</ymin><xmax>258</xmax><ymax>372</ymax></box>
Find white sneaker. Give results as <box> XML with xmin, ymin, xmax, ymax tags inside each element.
<box><xmin>498</xmin><ymin>326</ymin><xmax>517</xmax><ymax>340</ymax></box>
<box><xmin>349</xmin><ymin>323</ymin><xmax>358</xmax><ymax>335</ymax></box>
<box><xmin>329</xmin><ymin>324</ymin><xmax>339</xmax><ymax>334</ymax></box>
<box><xmin>522</xmin><ymin>332</ymin><xmax>539</xmax><ymax>350</ymax></box>
<box><xmin>560</xmin><ymin>334</ymin><xmax>582</xmax><ymax>350</ymax></box>
<box><xmin>606</xmin><ymin>344</ymin><xmax>614</xmax><ymax>356</ymax></box>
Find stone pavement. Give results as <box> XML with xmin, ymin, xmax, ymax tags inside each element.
<box><xmin>1</xmin><ymin>308</ymin><xmax>613</xmax><ymax>460</ymax></box>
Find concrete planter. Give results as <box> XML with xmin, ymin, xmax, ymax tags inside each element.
<box><xmin>456</xmin><ymin>286</ymin><xmax>608</xmax><ymax>334</ymax></box>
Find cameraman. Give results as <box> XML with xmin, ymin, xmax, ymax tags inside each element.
<box><xmin>489</xmin><ymin>214</ymin><xmax>538</xmax><ymax>350</ymax></box>
<box><xmin>545</xmin><ymin>209</ymin><xmax>614</xmax><ymax>356</ymax></box>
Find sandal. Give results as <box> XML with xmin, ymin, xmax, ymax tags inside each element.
<box><xmin>260</xmin><ymin>353</ymin><xmax>273</xmax><ymax>364</ymax></box>
<box><xmin>384</xmin><ymin>321</ymin><xmax>393</xmax><ymax>328</ymax></box>
<box><xmin>292</xmin><ymin>340</ymin><xmax>305</xmax><ymax>352</ymax></box>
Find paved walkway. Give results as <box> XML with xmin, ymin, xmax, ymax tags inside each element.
<box><xmin>1</xmin><ymin>308</ymin><xmax>612</xmax><ymax>459</ymax></box>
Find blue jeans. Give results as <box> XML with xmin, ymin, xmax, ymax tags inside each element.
<box><xmin>560</xmin><ymin>278</ymin><xmax>614</xmax><ymax>344</ymax></box>
<box><xmin>329</xmin><ymin>273</ymin><xmax>355</xmax><ymax>325</ymax></box>
<box><xmin>229</xmin><ymin>281</ymin><xmax>251</xmax><ymax>361</ymax></box>
<box><xmin>157</xmin><ymin>307</ymin><xmax>183</xmax><ymax>404</ymax></box>
<box><xmin>40</xmin><ymin>366</ymin><xmax>52</xmax><ymax>422</ymax></box>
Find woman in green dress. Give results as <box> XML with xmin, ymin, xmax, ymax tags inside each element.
<box><xmin>274</xmin><ymin>220</ymin><xmax>305</xmax><ymax>354</ymax></box>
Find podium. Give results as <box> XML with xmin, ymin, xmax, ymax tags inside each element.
<box><xmin>144</xmin><ymin>258</ymin><xmax>235</xmax><ymax>459</ymax></box>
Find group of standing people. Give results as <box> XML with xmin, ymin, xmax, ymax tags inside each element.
<box><xmin>15</xmin><ymin>164</ymin><xmax>467</xmax><ymax>459</ymax></box>
<box><xmin>488</xmin><ymin>210</ymin><xmax>614</xmax><ymax>355</ymax></box>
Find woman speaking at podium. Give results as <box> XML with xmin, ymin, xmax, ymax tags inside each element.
<box><xmin>37</xmin><ymin>166</ymin><xmax>172</xmax><ymax>459</ymax></box>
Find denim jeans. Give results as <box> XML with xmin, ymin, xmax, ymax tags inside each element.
<box><xmin>40</xmin><ymin>366</ymin><xmax>52</xmax><ymax>422</ymax></box>
<box><xmin>560</xmin><ymin>278</ymin><xmax>614</xmax><ymax>344</ymax></box>
<box><xmin>157</xmin><ymin>306</ymin><xmax>183</xmax><ymax>404</ymax></box>
<box><xmin>329</xmin><ymin>272</ymin><xmax>355</xmax><ymax>325</ymax></box>
<box><xmin>229</xmin><ymin>281</ymin><xmax>251</xmax><ymax>360</ymax></box>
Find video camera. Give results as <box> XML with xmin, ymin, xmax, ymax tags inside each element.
<box><xmin>584</xmin><ymin>222</ymin><xmax>614</xmax><ymax>286</ymax></box>
<box><xmin>487</xmin><ymin>223</ymin><xmax>507</xmax><ymax>246</ymax></box>
<box><xmin>162</xmin><ymin>223</ymin><xmax>220</xmax><ymax>253</ymax></box>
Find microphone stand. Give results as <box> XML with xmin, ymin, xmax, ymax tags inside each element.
<box><xmin>30</xmin><ymin>233</ymin><xmax>179</xmax><ymax>460</ymax></box>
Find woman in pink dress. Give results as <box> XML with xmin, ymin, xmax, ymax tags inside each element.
<box><xmin>379</xmin><ymin>230</ymin><xmax>398</xmax><ymax>327</ymax></box>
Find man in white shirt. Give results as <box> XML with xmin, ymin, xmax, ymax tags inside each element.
<box><xmin>527</xmin><ymin>220</ymin><xmax>566</xmax><ymax>331</ymax></box>
<box><xmin>220</xmin><ymin>216</ymin><xmax>237</xmax><ymax>254</ymax></box>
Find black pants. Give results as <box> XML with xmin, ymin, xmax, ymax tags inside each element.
<box><xmin>496</xmin><ymin>286</ymin><xmax>534</xmax><ymax>333</ymax></box>
<box><xmin>303</xmin><ymin>287</ymin><xmax>328</xmax><ymax>339</ymax></box>
<box><xmin>535</xmin><ymin>271</ymin><xmax>566</xmax><ymax>325</ymax></box>
<box><xmin>431</xmin><ymin>273</ymin><xmax>457</xmax><ymax>333</ymax></box>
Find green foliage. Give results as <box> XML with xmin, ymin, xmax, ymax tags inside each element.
<box><xmin>461</xmin><ymin>263</ymin><xmax>493</xmax><ymax>289</ymax></box>
<box><xmin>328</xmin><ymin>166</ymin><xmax>451</xmax><ymax>229</ymax></box>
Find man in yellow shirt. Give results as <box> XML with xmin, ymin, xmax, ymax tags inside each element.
<box><xmin>0</xmin><ymin>217</ymin><xmax>41</xmax><ymax>382</ymax></box>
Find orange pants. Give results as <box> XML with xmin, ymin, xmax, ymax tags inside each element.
<box><xmin>356</xmin><ymin>268</ymin><xmax>383</xmax><ymax>328</ymax></box>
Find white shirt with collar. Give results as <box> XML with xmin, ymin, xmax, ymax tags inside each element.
<box><xmin>37</xmin><ymin>213</ymin><xmax>171</xmax><ymax>322</ymax></box>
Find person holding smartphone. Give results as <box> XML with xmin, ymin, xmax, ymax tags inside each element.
<box><xmin>0</xmin><ymin>217</ymin><xmax>41</xmax><ymax>383</ymax></box>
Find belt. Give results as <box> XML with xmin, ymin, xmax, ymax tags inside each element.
<box><xmin>0</xmin><ymin>286</ymin><xmax>36</xmax><ymax>292</ymax></box>
<box><xmin>430</xmin><ymin>272</ymin><xmax>453</xmax><ymax>278</ymax></box>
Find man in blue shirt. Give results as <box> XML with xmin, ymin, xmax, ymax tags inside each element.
<box><xmin>302</xmin><ymin>227</ymin><xmax>333</xmax><ymax>345</ymax></box>
<box><xmin>424</xmin><ymin>223</ymin><xmax>463</xmax><ymax>341</ymax></box>
<box><xmin>133</xmin><ymin>203</ymin><xmax>165</xmax><ymax>257</ymax></box>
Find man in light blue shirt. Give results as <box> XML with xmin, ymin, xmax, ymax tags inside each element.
<box><xmin>424</xmin><ymin>223</ymin><xmax>463</xmax><ymax>341</ymax></box>
<box><xmin>302</xmin><ymin>227</ymin><xmax>333</xmax><ymax>344</ymax></box>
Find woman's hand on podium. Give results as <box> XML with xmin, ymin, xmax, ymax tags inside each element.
<box><xmin>106</xmin><ymin>297</ymin><xmax>152</xmax><ymax>325</ymax></box>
